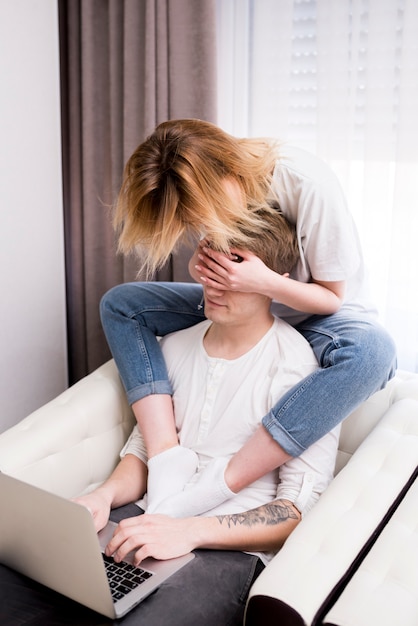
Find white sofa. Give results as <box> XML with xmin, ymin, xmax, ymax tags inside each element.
<box><xmin>0</xmin><ymin>360</ymin><xmax>135</xmax><ymax>498</ymax></box>
<box><xmin>1</xmin><ymin>361</ymin><xmax>418</xmax><ymax>625</ymax></box>
<box><xmin>245</xmin><ymin>370</ymin><xmax>418</xmax><ymax>626</ymax></box>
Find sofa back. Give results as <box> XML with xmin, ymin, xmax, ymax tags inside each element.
<box><xmin>1</xmin><ymin>361</ymin><xmax>416</xmax><ymax>499</ymax></box>
<box><xmin>0</xmin><ymin>361</ymin><xmax>135</xmax><ymax>497</ymax></box>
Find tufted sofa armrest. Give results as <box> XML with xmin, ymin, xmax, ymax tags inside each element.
<box><xmin>0</xmin><ymin>360</ymin><xmax>135</xmax><ymax>499</ymax></box>
<box><xmin>322</xmin><ymin>469</ymin><xmax>418</xmax><ymax>626</ymax></box>
<box><xmin>245</xmin><ymin>373</ymin><xmax>418</xmax><ymax>626</ymax></box>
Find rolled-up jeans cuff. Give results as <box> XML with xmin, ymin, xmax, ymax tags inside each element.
<box><xmin>126</xmin><ymin>380</ymin><xmax>173</xmax><ymax>406</ymax></box>
<box><xmin>262</xmin><ymin>412</ymin><xmax>306</xmax><ymax>457</ymax></box>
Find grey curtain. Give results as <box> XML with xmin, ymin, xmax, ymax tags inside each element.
<box><xmin>59</xmin><ymin>0</ymin><xmax>217</xmax><ymax>384</ymax></box>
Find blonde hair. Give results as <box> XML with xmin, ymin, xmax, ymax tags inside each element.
<box><xmin>114</xmin><ymin>118</ymin><xmax>281</xmax><ymax>276</ymax></box>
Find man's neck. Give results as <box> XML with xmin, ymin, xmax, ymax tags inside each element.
<box><xmin>203</xmin><ymin>313</ymin><xmax>274</xmax><ymax>360</ymax></box>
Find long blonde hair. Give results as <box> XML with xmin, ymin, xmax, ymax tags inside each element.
<box><xmin>114</xmin><ymin>119</ymin><xmax>281</xmax><ymax>276</ymax></box>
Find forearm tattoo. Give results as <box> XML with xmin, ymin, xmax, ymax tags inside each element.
<box><xmin>216</xmin><ymin>500</ymin><xmax>299</xmax><ymax>529</ymax></box>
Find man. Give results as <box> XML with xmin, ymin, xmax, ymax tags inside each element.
<box><xmin>74</xmin><ymin>211</ymin><xmax>339</xmax><ymax>625</ymax></box>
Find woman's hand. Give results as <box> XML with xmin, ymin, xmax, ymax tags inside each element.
<box><xmin>194</xmin><ymin>244</ymin><xmax>282</xmax><ymax>295</ymax></box>
<box><xmin>105</xmin><ymin>514</ymin><xmax>200</xmax><ymax>566</ymax></box>
<box><xmin>191</xmin><ymin>240</ymin><xmax>343</xmax><ymax>314</ymax></box>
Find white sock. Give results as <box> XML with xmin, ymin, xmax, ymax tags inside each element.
<box><xmin>146</xmin><ymin>446</ymin><xmax>198</xmax><ymax>513</ymax></box>
<box><xmin>152</xmin><ymin>456</ymin><xmax>236</xmax><ymax>517</ymax></box>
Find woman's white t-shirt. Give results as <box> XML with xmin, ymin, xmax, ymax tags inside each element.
<box><xmin>269</xmin><ymin>146</ymin><xmax>377</xmax><ymax>324</ymax></box>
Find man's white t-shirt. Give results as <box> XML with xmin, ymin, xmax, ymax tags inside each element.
<box><xmin>269</xmin><ymin>146</ymin><xmax>377</xmax><ymax>325</ymax></box>
<box><xmin>121</xmin><ymin>317</ymin><xmax>340</xmax><ymax>561</ymax></box>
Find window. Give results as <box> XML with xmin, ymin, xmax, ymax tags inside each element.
<box><xmin>217</xmin><ymin>0</ymin><xmax>418</xmax><ymax>371</ymax></box>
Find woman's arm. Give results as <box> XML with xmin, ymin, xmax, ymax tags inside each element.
<box><xmin>106</xmin><ymin>499</ymin><xmax>301</xmax><ymax>566</ymax></box>
<box><xmin>263</xmin><ymin>273</ymin><xmax>344</xmax><ymax>315</ymax></box>
<box><xmin>194</xmin><ymin>246</ymin><xmax>345</xmax><ymax>315</ymax></box>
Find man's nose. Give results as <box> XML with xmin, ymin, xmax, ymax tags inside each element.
<box><xmin>205</xmin><ymin>285</ymin><xmax>224</xmax><ymax>299</ymax></box>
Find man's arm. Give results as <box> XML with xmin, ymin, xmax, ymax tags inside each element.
<box><xmin>105</xmin><ymin>499</ymin><xmax>301</xmax><ymax>566</ymax></box>
<box><xmin>74</xmin><ymin>453</ymin><xmax>147</xmax><ymax>532</ymax></box>
<box><xmin>211</xmin><ymin>499</ymin><xmax>300</xmax><ymax>551</ymax></box>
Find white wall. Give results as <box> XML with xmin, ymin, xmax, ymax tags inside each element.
<box><xmin>0</xmin><ymin>0</ymin><xmax>67</xmax><ymax>432</ymax></box>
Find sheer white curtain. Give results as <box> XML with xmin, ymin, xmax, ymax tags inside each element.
<box><xmin>217</xmin><ymin>0</ymin><xmax>418</xmax><ymax>371</ymax></box>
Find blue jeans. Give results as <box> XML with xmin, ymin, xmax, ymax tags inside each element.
<box><xmin>100</xmin><ymin>282</ymin><xmax>397</xmax><ymax>456</ymax></box>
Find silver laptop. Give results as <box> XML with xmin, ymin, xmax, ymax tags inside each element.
<box><xmin>0</xmin><ymin>472</ymin><xmax>194</xmax><ymax>619</ymax></box>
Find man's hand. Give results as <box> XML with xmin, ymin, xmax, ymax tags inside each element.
<box><xmin>105</xmin><ymin>498</ymin><xmax>302</xmax><ymax>567</ymax></box>
<box><xmin>105</xmin><ymin>514</ymin><xmax>199</xmax><ymax>566</ymax></box>
<box><xmin>73</xmin><ymin>490</ymin><xmax>112</xmax><ymax>533</ymax></box>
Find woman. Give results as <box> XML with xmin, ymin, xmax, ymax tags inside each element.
<box><xmin>101</xmin><ymin>118</ymin><xmax>396</xmax><ymax>515</ymax></box>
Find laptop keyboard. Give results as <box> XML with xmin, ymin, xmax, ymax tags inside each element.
<box><xmin>102</xmin><ymin>553</ymin><xmax>154</xmax><ymax>602</ymax></box>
